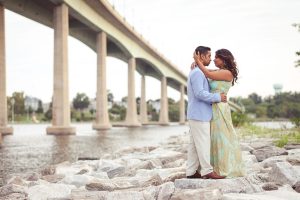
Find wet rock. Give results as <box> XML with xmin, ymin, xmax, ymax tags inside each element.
<box><xmin>170</xmin><ymin>187</ymin><xmax>222</xmax><ymax>200</ymax></box>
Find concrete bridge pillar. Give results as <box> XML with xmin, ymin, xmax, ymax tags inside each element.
<box><xmin>159</xmin><ymin>76</ymin><xmax>169</xmax><ymax>125</ymax></box>
<box><xmin>0</xmin><ymin>5</ymin><xmax>13</xmax><ymax>136</ymax></box>
<box><xmin>179</xmin><ymin>84</ymin><xmax>186</xmax><ymax>124</ymax></box>
<box><xmin>47</xmin><ymin>4</ymin><xmax>75</xmax><ymax>135</ymax></box>
<box><xmin>93</xmin><ymin>32</ymin><xmax>111</xmax><ymax>130</ymax></box>
<box><xmin>140</xmin><ymin>75</ymin><xmax>148</xmax><ymax>124</ymax></box>
<box><xmin>125</xmin><ymin>58</ymin><xmax>141</xmax><ymax>127</ymax></box>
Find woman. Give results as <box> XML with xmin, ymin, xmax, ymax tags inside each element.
<box><xmin>193</xmin><ymin>49</ymin><xmax>245</xmax><ymax>178</ymax></box>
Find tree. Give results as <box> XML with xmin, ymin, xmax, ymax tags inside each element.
<box><xmin>107</xmin><ymin>90</ymin><xmax>114</xmax><ymax>103</ymax></box>
<box><xmin>248</xmin><ymin>93</ymin><xmax>262</xmax><ymax>104</ymax></box>
<box><xmin>293</xmin><ymin>23</ymin><xmax>300</xmax><ymax>67</ymax></box>
<box><xmin>36</xmin><ymin>100</ymin><xmax>44</xmax><ymax>113</ymax></box>
<box><xmin>72</xmin><ymin>93</ymin><xmax>90</xmax><ymax>111</ymax></box>
<box><xmin>11</xmin><ymin>92</ymin><xmax>25</xmax><ymax>114</ymax></box>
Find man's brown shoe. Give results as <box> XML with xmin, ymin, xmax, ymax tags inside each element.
<box><xmin>186</xmin><ymin>171</ymin><xmax>202</xmax><ymax>179</ymax></box>
<box><xmin>202</xmin><ymin>171</ymin><xmax>226</xmax><ymax>179</ymax></box>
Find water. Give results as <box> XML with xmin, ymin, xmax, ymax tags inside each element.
<box><xmin>253</xmin><ymin>121</ymin><xmax>294</xmax><ymax>129</ymax></box>
<box><xmin>0</xmin><ymin>123</ymin><xmax>189</xmax><ymax>186</ymax></box>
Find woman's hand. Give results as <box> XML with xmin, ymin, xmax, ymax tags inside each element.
<box><xmin>190</xmin><ymin>62</ymin><xmax>197</xmax><ymax>70</ymax></box>
<box><xmin>193</xmin><ymin>51</ymin><xmax>205</xmax><ymax>70</ymax></box>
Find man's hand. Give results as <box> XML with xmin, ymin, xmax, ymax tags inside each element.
<box><xmin>220</xmin><ymin>93</ymin><xmax>227</xmax><ymax>103</ymax></box>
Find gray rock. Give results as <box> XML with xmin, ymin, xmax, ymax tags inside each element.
<box><xmin>41</xmin><ymin>174</ymin><xmax>65</xmax><ymax>183</ymax></box>
<box><xmin>60</xmin><ymin>175</ymin><xmax>96</xmax><ymax>188</ymax></box>
<box><xmin>0</xmin><ymin>192</ymin><xmax>28</xmax><ymax>200</ymax></box>
<box><xmin>170</xmin><ymin>187</ymin><xmax>222</xmax><ymax>200</ymax></box>
<box><xmin>107</xmin><ymin>191</ymin><xmax>145</xmax><ymax>200</ymax></box>
<box><xmin>0</xmin><ymin>184</ymin><xmax>28</xmax><ymax>197</ymax></box>
<box><xmin>71</xmin><ymin>189</ymin><xmax>108</xmax><ymax>200</ymax></box>
<box><xmin>41</xmin><ymin>165</ymin><xmax>56</xmax><ymax>176</ymax></box>
<box><xmin>293</xmin><ymin>181</ymin><xmax>300</xmax><ymax>193</ymax></box>
<box><xmin>251</xmin><ymin>146</ymin><xmax>288</xmax><ymax>162</ymax></box>
<box><xmin>85</xmin><ymin>181</ymin><xmax>116</xmax><ymax>192</ymax></box>
<box><xmin>284</xmin><ymin>144</ymin><xmax>300</xmax><ymax>150</ymax></box>
<box><xmin>268</xmin><ymin>162</ymin><xmax>300</xmax><ymax>186</ymax></box>
<box><xmin>163</xmin><ymin>172</ymin><xmax>186</xmax><ymax>183</ymax></box>
<box><xmin>262</xmin><ymin>182</ymin><xmax>279</xmax><ymax>191</ymax></box>
<box><xmin>97</xmin><ymin>159</ymin><xmax>125</xmax><ymax>178</ymax></box>
<box><xmin>157</xmin><ymin>182</ymin><xmax>175</xmax><ymax>200</ymax></box>
<box><xmin>222</xmin><ymin>191</ymin><xmax>300</xmax><ymax>200</ymax></box>
<box><xmin>287</xmin><ymin>155</ymin><xmax>300</xmax><ymax>166</ymax></box>
<box><xmin>28</xmin><ymin>183</ymin><xmax>75</xmax><ymax>200</ymax></box>
<box><xmin>174</xmin><ymin>178</ymin><xmax>262</xmax><ymax>193</ymax></box>
<box><xmin>6</xmin><ymin>177</ymin><xmax>27</xmax><ymax>187</ymax></box>
<box><xmin>250</xmin><ymin>141</ymin><xmax>273</xmax><ymax>150</ymax></box>
<box><xmin>260</xmin><ymin>155</ymin><xmax>287</xmax><ymax>168</ymax></box>
<box><xmin>240</xmin><ymin>143</ymin><xmax>254</xmax><ymax>152</ymax></box>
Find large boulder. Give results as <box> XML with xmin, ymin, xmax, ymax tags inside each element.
<box><xmin>268</xmin><ymin>162</ymin><xmax>300</xmax><ymax>186</ymax></box>
<box><xmin>170</xmin><ymin>187</ymin><xmax>222</xmax><ymax>200</ymax></box>
<box><xmin>27</xmin><ymin>183</ymin><xmax>75</xmax><ymax>200</ymax></box>
<box><xmin>251</xmin><ymin>146</ymin><xmax>288</xmax><ymax>162</ymax></box>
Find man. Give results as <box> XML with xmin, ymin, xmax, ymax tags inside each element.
<box><xmin>186</xmin><ymin>46</ymin><xmax>226</xmax><ymax>179</ymax></box>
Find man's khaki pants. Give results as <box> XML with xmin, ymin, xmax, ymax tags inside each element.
<box><xmin>186</xmin><ymin>120</ymin><xmax>213</xmax><ymax>176</ymax></box>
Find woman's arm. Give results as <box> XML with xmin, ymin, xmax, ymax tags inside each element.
<box><xmin>193</xmin><ymin>52</ymin><xmax>233</xmax><ymax>81</ymax></box>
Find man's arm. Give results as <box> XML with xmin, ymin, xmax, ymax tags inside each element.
<box><xmin>190</xmin><ymin>70</ymin><xmax>221</xmax><ymax>103</ymax></box>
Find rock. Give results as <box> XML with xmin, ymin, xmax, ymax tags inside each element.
<box><xmin>284</xmin><ymin>144</ymin><xmax>300</xmax><ymax>150</ymax></box>
<box><xmin>41</xmin><ymin>174</ymin><xmax>65</xmax><ymax>183</ymax></box>
<box><xmin>56</xmin><ymin>162</ymin><xmax>93</xmax><ymax>177</ymax></box>
<box><xmin>86</xmin><ymin>181</ymin><xmax>116</xmax><ymax>191</ymax></box>
<box><xmin>60</xmin><ymin>174</ymin><xmax>97</xmax><ymax>188</ymax></box>
<box><xmin>76</xmin><ymin>169</ymin><xmax>89</xmax><ymax>175</ymax></box>
<box><xmin>27</xmin><ymin>183</ymin><xmax>75</xmax><ymax>200</ymax></box>
<box><xmin>163</xmin><ymin>172</ymin><xmax>186</xmax><ymax>183</ymax></box>
<box><xmin>268</xmin><ymin>162</ymin><xmax>300</xmax><ymax>186</ymax></box>
<box><xmin>26</xmin><ymin>172</ymin><xmax>40</xmax><ymax>181</ymax></box>
<box><xmin>97</xmin><ymin>159</ymin><xmax>125</xmax><ymax>178</ymax></box>
<box><xmin>262</xmin><ymin>182</ymin><xmax>279</xmax><ymax>191</ymax></box>
<box><xmin>170</xmin><ymin>187</ymin><xmax>222</xmax><ymax>200</ymax></box>
<box><xmin>287</xmin><ymin>155</ymin><xmax>300</xmax><ymax>166</ymax></box>
<box><xmin>157</xmin><ymin>182</ymin><xmax>175</xmax><ymax>200</ymax></box>
<box><xmin>222</xmin><ymin>191</ymin><xmax>300</xmax><ymax>200</ymax></box>
<box><xmin>251</xmin><ymin>146</ymin><xmax>288</xmax><ymax>162</ymax></box>
<box><xmin>106</xmin><ymin>191</ymin><xmax>145</xmax><ymax>200</ymax></box>
<box><xmin>136</xmin><ymin>173</ymin><xmax>163</xmax><ymax>187</ymax></box>
<box><xmin>250</xmin><ymin>141</ymin><xmax>273</xmax><ymax>150</ymax></box>
<box><xmin>293</xmin><ymin>181</ymin><xmax>300</xmax><ymax>193</ymax></box>
<box><xmin>40</xmin><ymin>165</ymin><xmax>56</xmax><ymax>176</ymax></box>
<box><xmin>240</xmin><ymin>143</ymin><xmax>254</xmax><ymax>152</ymax></box>
<box><xmin>88</xmin><ymin>172</ymin><xmax>109</xmax><ymax>179</ymax></box>
<box><xmin>6</xmin><ymin>177</ymin><xmax>27</xmax><ymax>187</ymax></box>
<box><xmin>0</xmin><ymin>184</ymin><xmax>28</xmax><ymax>197</ymax></box>
<box><xmin>163</xmin><ymin>159</ymin><xmax>185</xmax><ymax>168</ymax></box>
<box><xmin>135</xmin><ymin>167</ymin><xmax>185</xmax><ymax>181</ymax></box>
<box><xmin>174</xmin><ymin>178</ymin><xmax>262</xmax><ymax>193</ymax></box>
<box><xmin>288</xmin><ymin>149</ymin><xmax>300</xmax><ymax>156</ymax></box>
<box><xmin>0</xmin><ymin>192</ymin><xmax>28</xmax><ymax>200</ymax></box>
<box><xmin>71</xmin><ymin>189</ymin><xmax>108</xmax><ymax>200</ymax></box>
<box><xmin>260</xmin><ymin>155</ymin><xmax>287</xmax><ymax>168</ymax></box>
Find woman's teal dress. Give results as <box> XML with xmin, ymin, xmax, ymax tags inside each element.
<box><xmin>209</xmin><ymin>79</ymin><xmax>245</xmax><ymax>178</ymax></box>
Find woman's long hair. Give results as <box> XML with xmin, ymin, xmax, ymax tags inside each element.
<box><xmin>215</xmin><ymin>49</ymin><xmax>238</xmax><ymax>86</ymax></box>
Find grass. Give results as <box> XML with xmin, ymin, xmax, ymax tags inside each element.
<box><xmin>236</xmin><ymin>123</ymin><xmax>300</xmax><ymax>147</ymax></box>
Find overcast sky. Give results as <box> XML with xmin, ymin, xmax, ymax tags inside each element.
<box><xmin>5</xmin><ymin>0</ymin><xmax>300</xmax><ymax>103</ymax></box>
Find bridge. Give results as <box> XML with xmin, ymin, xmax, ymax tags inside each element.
<box><xmin>0</xmin><ymin>0</ymin><xmax>242</xmax><ymax>136</ymax></box>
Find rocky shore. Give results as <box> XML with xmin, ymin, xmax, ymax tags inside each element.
<box><xmin>1</xmin><ymin>133</ymin><xmax>300</xmax><ymax>200</ymax></box>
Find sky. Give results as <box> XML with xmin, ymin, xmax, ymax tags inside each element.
<box><xmin>4</xmin><ymin>0</ymin><xmax>300</xmax><ymax>103</ymax></box>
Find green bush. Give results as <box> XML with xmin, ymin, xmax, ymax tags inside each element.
<box><xmin>231</xmin><ymin>112</ymin><xmax>250</xmax><ymax>127</ymax></box>
<box><xmin>275</xmin><ymin>135</ymin><xmax>289</xmax><ymax>148</ymax></box>
<box><xmin>291</xmin><ymin>117</ymin><xmax>300</xmax><ymax>128</ymax></box>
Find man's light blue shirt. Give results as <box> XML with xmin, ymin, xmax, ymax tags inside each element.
<box><xmin>187</xmin><ymin>67</ymin><xmax>221</xmax><ymax>122</ymax></box>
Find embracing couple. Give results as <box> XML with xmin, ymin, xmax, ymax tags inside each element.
<box><xmin>186</xmin><ymin>46</ymin><xmax>245</xmax><ymax>179</ymax></box>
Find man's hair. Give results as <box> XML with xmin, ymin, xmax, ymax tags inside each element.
<box><xmin>195</xmin><ymin>46</ymin><xmax>211</xmax><ymax>55</ymax></box>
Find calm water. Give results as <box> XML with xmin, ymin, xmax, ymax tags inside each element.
<box><xmin>0</xmin><ymin>123</ymin><xmax>189</xmax><ymax>186</ymax></box>
<box><xmin>253</xmin><ymin>121</ymin><xmax>294</xmax><ymax>129</ymax></box>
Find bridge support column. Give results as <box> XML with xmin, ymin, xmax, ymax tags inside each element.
<box><xmin>0</xmin><ymin>5</ymin><xmax>13</xmax><ymax>136</ymax></box>
<box><xmin>179</xmin><ymin>84</ymin><xmax>186</xmax><ymax>125</ymax></box>
<box><xmin>140</xmin><ymin>75</ymin><xmax>148</xmax><ymax>124</ymax></box>
<box><xmin>93</xmin><ymin>32</ymin><xmax>111</xmax><ymax>130</ymax></box>
<box><xmin>159</xmin><ymin>76</ymin><xmax>169</xmax><ymax>125</ymax></box>
<box><xmin>47</xmin><ymin>4</ymin><xmax>75</xmax><ymax>135</ymax></box>
<box><xmin>125</xmin><ymin>58</ymin><xmax>141</xmax><ymax>127</ymax></box>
